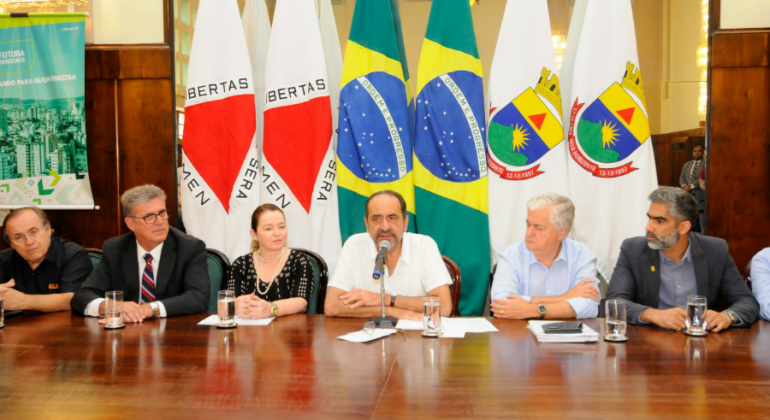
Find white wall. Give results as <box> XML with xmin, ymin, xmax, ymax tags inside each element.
<box><xmin>721</xmin><ymin>0</ymin><xmax>770</xmax><ymax>29</ymax></box>
<box><xmin>92</xmin><ymin>0</ymin><xmax>164</xmax><ymax>44</ymax></box>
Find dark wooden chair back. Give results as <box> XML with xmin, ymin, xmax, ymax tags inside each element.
<box><xmin>442</xmin><ymin>255</ymin><xmax>462</xmax><ymax>317</ymax></box>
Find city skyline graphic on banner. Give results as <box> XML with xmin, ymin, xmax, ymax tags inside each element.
<box><xmin>0</xmin><ymin>15</ymin><xmax>92</xmax><ymax>208</ymax></box>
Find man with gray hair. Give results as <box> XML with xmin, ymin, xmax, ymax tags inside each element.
<box><xmin>491</xmin><ymin>193</ymin><xmax>600</xmax><ymax>320</ymax></box>
<box><xmin>607</xmin><ymin>186</ymin><xmax>758</xmax><ymax>331</ymax></box>
<box><xmin>0</xmin><ymin>207</ymin><xmax>92</xmax><ymax>312</ymax></box>
<box><xmin>71</xmin><ymin>185</ymin><xmax>209</xmax><ymax>321</ymax></box>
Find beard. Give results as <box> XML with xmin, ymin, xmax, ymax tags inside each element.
<box><xmin>646</xmin><ymin>230</ymin><xmax>679</xmax><ymax>250</ymax></box>
<box><xmin>375</xmin><ymin>229</ymin><xmax>400</xmax><ymax>248</ymax></box>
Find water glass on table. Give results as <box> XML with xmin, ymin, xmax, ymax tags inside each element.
<box><xmin>685</xmin><ymin>295</ymin><xmax>708</xmax><ymax>336</ymax></box>
<box><xmin>217</xmin><ymin>290</ymin><xmax>236</xmax><ymax>329</ymax></box>
<box><xmin>604</xmin><ymin>299</ymin><xmax>628</xmax><ymax>342</ymax></box>
<box><xmin>104</xmin><ymin>291</ymin><xmax>125</xmax><ymax>329</ymax></box>
<box><xmin>422</xmin><ymin>296</ymin><xmax>442</xmax><ymax>337</ymax></box>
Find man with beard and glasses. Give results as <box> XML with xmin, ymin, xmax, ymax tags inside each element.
<box><xmin>325</xmin><ymin>190</ymin><xmax>452</xmax><ymax>320</ymax></box>
<box><xmin>606</xmin><ymin>186</ymin><xmax>758</xmax><ymax>331</ymax></box>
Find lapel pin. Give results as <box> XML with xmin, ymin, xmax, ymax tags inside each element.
<box><xmin>651</xmin><ymin>266</ymin><xmax>656</xmax><ymax>272</ymax></box>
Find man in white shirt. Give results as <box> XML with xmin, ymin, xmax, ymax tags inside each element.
<box><xmin>71</xmin><ymin>185</ymin><xmax>209</xmax><ymax>322</ymax></box>
<box><xmin>325</xmin><ymin>190</ymin><xmax>452</xmax><ymax>320</ymax></box>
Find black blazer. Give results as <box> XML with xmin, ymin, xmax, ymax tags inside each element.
<box><xmin>607</xmin><ymin>233</ymin><xmax>759</xmax><ymax>326</ymax></box>
<box><xmin>71</xmin><ymin>227</ymin><xmax>210</xmax><ymax>316</ymax></box>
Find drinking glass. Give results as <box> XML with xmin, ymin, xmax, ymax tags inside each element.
<box><xmin>686</xmin><ymin>295</ymin><xmax>708</xmax><ymax>335</ymax></box>
<box><xmin>422</xmin><ymin>296</ymin><xmax>441</xmax><ymax>337</ymax></box>
<box><xmin>604</xmin><ymin>299</ymin><xmax>628</xmax><ymax>341</ymax></box>
<box><xmin>217</xmin><ymin>290</ymin><xmax>236</xmax><ymax>328</ymax></box>
<box><xmin>104</xmin><ymin>291</ymin><xmax>125</xmax><ymax>329</ymax></box>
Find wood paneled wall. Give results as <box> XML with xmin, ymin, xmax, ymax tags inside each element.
<box><xmin>652</xmin><ymin>128</ymin><xmax>705</xmax><ymax>187</ymax></box>
<box><xmin>709</xmin><ymin>29</ymin><xmax>770</xmax><ymax>273</ymax></box>
<box><xmin>42</xmin><ymin>44</ymin><xmax>176</xmax><ymax>249</ymax></box>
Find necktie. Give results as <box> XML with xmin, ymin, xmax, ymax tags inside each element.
<box><xmin>689</xmin><ymin>161</ymin><xmax>698</xmax><ymax>185</ymax></box>
<box><xmin>141</xmin><ymin>253</ymin><xmax>156</xmax><ymax>303</ymax></box>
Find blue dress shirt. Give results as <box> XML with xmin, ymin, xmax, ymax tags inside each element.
<box><xmin>658</xmin><ymin>244</ymin><xmax>697</xmax><ymax>310</ymax></box>
<box><xmin>750</xmin><ymin>248</ymin><xmax>770</xmax><ymax>321</ymax></box>
<box><xmin>491</xmin><ymin>239</ymin><xmax>599</xmax><ymax>319</ymax></box>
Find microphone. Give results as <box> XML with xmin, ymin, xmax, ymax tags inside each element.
<box><xmin>370</xmin><ymin>239</ymin><xmax>397</xmax><ymax>328</ymax></box>
<box><xmin>372</xmin><ymin>240</ymin><xmax>391</xmax><ymax>280</ymax></box>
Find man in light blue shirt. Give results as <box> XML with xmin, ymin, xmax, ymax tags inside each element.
<box><xmin>491</xmin><ymin>193</ymin><xmax>600</xmax><ymax>320</ymax></box>
<box><xmin>750</xmin><ymin>248</ymin><xmax>770</xmax><ymax>321</ymax></box>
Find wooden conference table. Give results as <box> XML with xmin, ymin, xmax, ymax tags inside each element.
<box><xmin>1</xmin><ymin>312</ymin><xmax>769</xmax><ymax>419</ymax></box>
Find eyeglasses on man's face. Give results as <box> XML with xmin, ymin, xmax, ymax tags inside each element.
<box><xmin>10</xmin><ymin>226</ymin><xmax>47</xmax><ymax>244</ymax></box>
<box><xmin>130</xmin><ymin>209</ymin><xmax>169</xmax><ymax>225</ymax></box>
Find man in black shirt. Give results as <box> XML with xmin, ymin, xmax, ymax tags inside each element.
<box><xmin>0</xmin><ymin>207</ymin><xmax>93</xmax><ymax>312</ymax></box>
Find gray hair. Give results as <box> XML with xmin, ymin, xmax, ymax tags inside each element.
<box><xmin>648</xmin><ymin>186</ymin><xmax>697</xmax><ymax>226</ymax></box>
<box><xmin>121</xmin><ymin>185</ymin><xmax>167</xmax><ymax>217</ymax></box>
<box><xmin>527</xmin><ymin>193</ymin><xmax>575</xmax><ymax>232</ymax></box>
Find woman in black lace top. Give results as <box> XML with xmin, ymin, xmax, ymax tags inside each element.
<box><xmin>225</xmin><ymin>204</ymin><xmax>313</xmax><ymax>319</ymax></box>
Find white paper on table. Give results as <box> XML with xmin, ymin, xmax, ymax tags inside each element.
<box><xmin>197</xmin><ymin>315</ymin><xmax>275</xmax><ymax>326</ymax></box>
<box><xmin>396</xmin><ymin>318</ymin><xmax>497</xmax><ymax>334</ymax></box>
<box><xmin>338</xmin><ymin>328</ymin><xmax>397</xmax><ymax>343</ymax></box>
<box><xmin>395</xmin><ymin>320</ymin><xmax>424</xmax><ymax>330</ymax></box>
<box><xmin>442</xmin><ymin>317</ymin><xmax>499</xmax><ymax>333</ymax></box>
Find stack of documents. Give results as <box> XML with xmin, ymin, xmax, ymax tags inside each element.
<box><xmin>527</xmin><ymin>320</ymin><xmax>599</xmax><ymax>343</ymax></box>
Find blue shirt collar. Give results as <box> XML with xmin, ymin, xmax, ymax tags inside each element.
<box><xmin>659</xmin><ymin>242</ymin><xmax>693</xmax><ymax>266</ymax></box>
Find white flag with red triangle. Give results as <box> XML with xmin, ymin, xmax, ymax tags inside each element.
<box><xmin>242</xmin><ymin>0</ymin><xmax>270</xmax><ymax>154</ymax></box>
<box><xmin>262</xmin><ymin>0</ymin><xmax>341</xmax><ymax>273</ymax></box>
<box><xmin>181</xmin><ymin>0</ymin><xmax>259</xmax><ymax>262</ymax></box>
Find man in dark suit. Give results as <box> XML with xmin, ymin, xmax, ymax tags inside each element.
<box><xmin>679</xmin><ymin>145</ymin><xmax>706</xmax><ymax>233</ymax></box>
<box><xmin>607</xmin><ymin>186</ymin><xmax>758</xmax><ymax>332</ymax></box>
<box><xmin>71</xmin><ymin>185</ymin><xmax>209</xmax><ymax>321</ymax></box>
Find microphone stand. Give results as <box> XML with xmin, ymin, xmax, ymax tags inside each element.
<box><xmin>370</xmin><ymin>259</ymin><xmax>397</xmax><ymax>328</ymax></box>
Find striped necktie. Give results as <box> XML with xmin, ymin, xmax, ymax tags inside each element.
<box><xmin>141</xmin><ymin>253</ymin><xmax>156</xmax><ymax>303</ymax></box>
<box><xmin>689</xmin><ymin>161</ymin><xmax>698</xmax><ymax>185</ymax></box>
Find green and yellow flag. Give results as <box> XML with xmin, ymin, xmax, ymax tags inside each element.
<box><xmin>414</xmin><ymin>0</ymin><xmax>490</xmax><ymax>315</ymax></box>
<box><xmin>336</xmin><ymin>0</ymin><xmax>415</xmax><ymax>241</ymax></box>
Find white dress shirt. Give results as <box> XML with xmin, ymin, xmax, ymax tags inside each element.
<box><xmin>328</xmin><ymin>232</ymin><xmax>451</xmax><ymax>297</ymax></box>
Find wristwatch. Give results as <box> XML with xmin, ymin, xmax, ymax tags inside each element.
<box><xmin>726</xmin><ymin>311</ymin><xmax>739</xmax><ymax>325</ymax></box>
<box><xmin>270</xmin><ymin>303</ymin><xmax>280</xmax><ymax>317</ymax></box>
<box><xmin>149</xmin><ymin>302</ymin><xmax>160</xmax><ymax>319</ymax></box>
<box><xmin>537</xmin><ymin>303</ymin><xmax>547</xmax><ymax>319</ymax></box>
<box><xmin>390</xmin><ymin>294</ymin><xmax>397</xmax><ymax>307</ymax></box>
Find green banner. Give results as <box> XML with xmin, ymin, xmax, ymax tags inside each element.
<box><xmin>0</xmin><ymin>15</ymin><xmax>94</xmax><ymax>209</ymax></box>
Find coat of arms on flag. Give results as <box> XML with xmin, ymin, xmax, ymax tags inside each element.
<box><xmin>568</xmin><ymin>61</ymin><xmax>649</xmax><ymax>178</ymax></box>
<box><xmin>488</xmin><ymin>68</ymin><xmax>563</xmax><ymax>180</ymax></box>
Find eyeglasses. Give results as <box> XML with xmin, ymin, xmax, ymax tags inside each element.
<box><xmin>10</xmin><ymin>227</ymin><xmax>46</xmax><ymax>244</ymax></box>
<box><xmin>130</xmin><ymin>209</ymin><xmax>169</xmax><ymax>225</ymax></box>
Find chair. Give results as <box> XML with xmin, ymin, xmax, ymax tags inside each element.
<box><xmin>293</xmin><ymin>248</ymin><xmax>329</xmax><ymax>315</ymax></box>
<box><xmin>597</xmin><ymin>272</ymin><xmax>608</xmax><ymax>318</ymax></box>
<box><xmin>206</xmin><ymin>248</ymin><xmax>231</xmax><ymax>313</ymax></box>
<box><xmin>84</xmin><ymin>248</ymin><xmax>103</xmax><ymax>269</ymax></box>
<box><xmin>442</xmin><ymin>255</ymin><xmax>462</xmax><ymax>317</ymax></box>
<box><xmin>483</xmin><ymin>263</ymin><xmax>496</xmax><ymax>317</ymax></box>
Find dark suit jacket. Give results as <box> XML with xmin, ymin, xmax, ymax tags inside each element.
<box><xmin>71</xmin><ymin>227</ymin><xmax>210</xmax><ymax>316</ymax></box>
<box><xmin>606</xmin><ymin>233</ymin><xmax>759</xmax><ymax>326</ymax></box>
